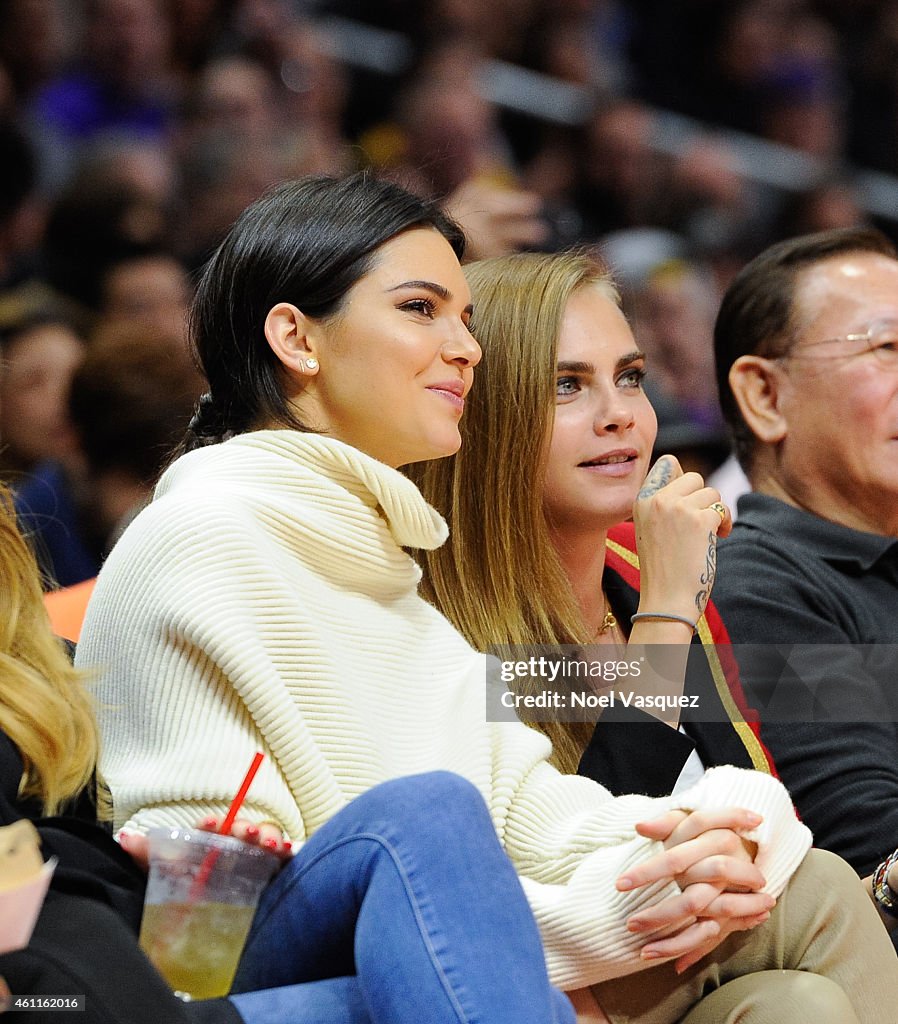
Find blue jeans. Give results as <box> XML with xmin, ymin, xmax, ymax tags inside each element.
<box><xmin>228</xmin><ymin>772</ymin><xmax>575</xmax><ymax>1024</ymax></box>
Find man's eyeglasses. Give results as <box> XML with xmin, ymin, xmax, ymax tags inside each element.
<box><xmin>782</xmin><ymin>318</ymin><xmax>898</xmax><ymax>368</ymax></box>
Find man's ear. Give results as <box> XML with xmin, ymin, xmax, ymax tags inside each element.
<box><xmin>263</xmin><ymin>303</ymin><xmax>320</xmax><ymax>377</ymax></box>
<box><xmin>728</xmin><ymin>355</ymin><xmax>788</xmax><ymax>445</ymax></box>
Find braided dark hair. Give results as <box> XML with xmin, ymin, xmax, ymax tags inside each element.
<box><xmin>184</xmin><ymin>392</ymin><xmax>231</xmax><ymax>449</ymax></box>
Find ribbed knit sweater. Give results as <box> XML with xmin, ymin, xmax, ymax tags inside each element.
<box><xmin>76</xmin><ymin>431</ymin><xmax>811</xmax><ymax>989</ymax></box>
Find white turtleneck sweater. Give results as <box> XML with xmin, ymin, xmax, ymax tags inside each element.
<box><xmin>76</xmin><ymin>431</ymin><xmax>811</xmax><ymax>989</ymax></box>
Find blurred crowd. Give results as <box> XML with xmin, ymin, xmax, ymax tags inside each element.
<box><xmin>1</xmin><ymin>0</ymin><xmax>896</xmax><ymax>587</ymax></box>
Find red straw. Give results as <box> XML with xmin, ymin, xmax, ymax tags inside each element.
<box><xmin>188</xmin><ymin>752</ymin><xmax>265</xmax><ymax>900</ymax></box>
<box><xmin>219</xmin><ymin>752</ymin><xmax>265</xmax><ymax>836</ymax></box>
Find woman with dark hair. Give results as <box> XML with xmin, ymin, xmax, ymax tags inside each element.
<box><xmin>184</xmin><ymin>173</ymin><xmax>467</xmax><ymax>451</ymax></box>
<box><xmin>76</xmin><ymin>173</ymin><xmax>832</xmax><ymax>1019</ymax></box>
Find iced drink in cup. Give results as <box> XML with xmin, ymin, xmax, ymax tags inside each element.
<box><xmin>138</xmin><ymin>828</ymin><xmax>279</xmax><ymax>1000</ymax></box>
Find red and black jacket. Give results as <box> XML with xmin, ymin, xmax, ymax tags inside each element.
<box><xmin>576</xmin><ymin>523</ymin><xmax>777</xmax><ymax>797</ymax></box>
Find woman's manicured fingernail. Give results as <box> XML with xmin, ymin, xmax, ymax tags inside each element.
<box><xmin>617</xmin><ymin>876</ymin><xmax>633</xmax><ymax>891</ymax></box>
<box><xmin>641</xmin><ymin>949</ymin><xmax>661</xmax><ymax>960</ymax></box>
<box><xmin>201</xmin><ymin>816</ymin><xmax>218</xmax><ymax>829</ymax></box>
<box><xmin>282</xmin><ymin>840</ymin><xmax>292</xmax><ymax>851</ymax></box>
<box><xmin>245</xmin><ymin>825</ymin><xmax>260</xmax><ymax>839</ymax></box>
<box><xmin>262</xmin><ymin>837</ymin><xmax>277</xmax><ymax>850</ymax></box>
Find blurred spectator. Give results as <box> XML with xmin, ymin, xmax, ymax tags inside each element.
<box><xmin>519</xmin><ymin>0</ymin><xmax>631</xmax><ymax>93</ymax></box>
<box><xmin>35</xmin><ymin>0</ymin><xmax>177</xmax><ymax>135</ymax></box>
<box><xmin>165</xmin><ymin>0</ymin><xmax>232</xmax><ymax>80</ymax></box>
<box><xmin>218</xmin><ymin>1</ymin><xmax>355</xmax><ymax>175</ymax></box>
<box><xmin>226</xmin><ymin>0</ymin><xmax>306</xmax><ymax>71</ymax></box>
<box><xmin>0</xmin><ymin>315</ymin><xmax>84</xmax><ymax>480</ymax></box>
<box><xmin>27</xmin><ymin>0</ymin><xmax>179</xmax><ymax>188</ymax></box>
<box><xmin>709</xmin><ymin>0</ymin><xmax>802</xmax><ymax>134</ymax></box>
<box><xmin>76</xmin><ymin>138</ymin><xmax>179</xmax><ymax>224</ymax></box>
<box><xmin>648</xmin><ymin>382</ymin><xmax>730</xmax><ymax>481</ymax></box>
<box><xmin>14</xmin><ymin>159</ymin><xmax>173</xmax><ymax>325</ymax></box>
<box><xmin>98</xmin><ymin>252</ymin><xmax>191</xmax><ymax>342</ymax></box>
<box><xmin>757</xmin><ymin>12</ymin><xmax>845</xmax><ymax>161</ymax></box>
<box><xmin>277</xmin><ymin>22</ymin><xmax>354</xmax><ymax>177</ymax></box>
<box><xmin>14</xmin><ymin>323</ymin><xmax>203</xmax><ymax>588</ymax></box>
<box><xmin>373</xmin><ymin>37</ymin><xmax>521</xmax><ymax>198</ymax></box>
<box><xmin>0</xmin><ymin>122</ymin><xmax>44</xmax><ymax>291</ymax></box>
<box><xmin>630</xmin><ymin>0</ymin><xmax>846</xmax><ymax>159</ymax></box>
<box><xmin>569</xmin><ymin>97</ymin><xmax>671</xmax><ymax>239</ymax></box>
<box><xmin>844</xmin><ymin>0</ymin><xmax>898</xmax><ymax>175</ymax></box>
<box><xmin>665</xmin><ymin>138</ymin><xmax>764</xmax><ymax>263</ymax></box>
<box><xmin>442</xmin><ymin>179</ymin><xmax>548</xmax><ymax>260</ymax></box>
<box><xmin>774</xmin><ymin>178</ymin><xmax>867</xmax><ymax>239</ymax></box>
<box><xmin>361</xmin><ymin>36</ymin><xmax>549</xmax><ymax>258</ymax></box>
<box><xmin>0</xmin><ymin>0</ymin><xmax>72</xmax><ymax>105</ymax></box>
<box><xmin>185</xmin><ymin>55</ymin><xmax>277</xmax><ymax>148</ymax></box>
<box><xmin>175</xmin><ymin>133</ymin><xmax>284</xmax><ymax>270</ymax></box>
<box><xmin>598</xmin><ymin>228</ymin><xmax>728</xmax><ymax>480</ymax></box>
<box><xmin>67</xmin><ymin>322</ymin><xmax>204</xmax><ymax>551</ymax></box>
<box><xmin>182</xmin><ymin>39</ymin><xmax>352</xmax><ymax>182</ymax></box>
<box><xmin>629</xmin><ymin>257</ymin><xmax>724</xmax><ymax>431</ymax></box>
<box><xmin>0</xmin><ymin>138</ymin><xmax>177</xmax><ymax>341</ymax></box>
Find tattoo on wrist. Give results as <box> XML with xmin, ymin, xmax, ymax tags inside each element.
<box><xmin>695</xmin><ymin>531</ymin><xmax>716</xmax><ymax>612</ymax></box>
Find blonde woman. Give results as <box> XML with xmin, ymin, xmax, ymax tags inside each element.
<box><xmin>0</xmin><ymin>482</ymin><xmax>185</xmax><ymax>1022</ymax></box>
<box><xmin>414</xmin><ymin>249</ymin><xmax>769</xmax><ymax>784</ymax></box>
<box><xmin>414</xmin><ymin>249</ymin><xmax>898</xmax><ymax>1022</ymax></box>
<box><xmin>0</xmin><ymin>486</ymin><xmax>98</xmax><ymax>819</ymax></box>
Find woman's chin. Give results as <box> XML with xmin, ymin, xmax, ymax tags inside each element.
<box><xmin>422</xmin><ymin>432</ymin><xmax>463</xmax><ymax>462</ymax></box>
<box><xmin>395</xmin><ymin>436</ymin><xmax>462</xmax><ymax>469</ymax></box>
<box><xmin>574</xmin><ymin>482</ymin><xmax>641</xmax><ymax>529</ymax></box>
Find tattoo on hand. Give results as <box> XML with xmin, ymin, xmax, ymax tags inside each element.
<box><xmin>638</xmin><ymin>457</ymin><xmax>675</xmax><ymax>501</ymax></box>
<box><xmin>695</xmin><ymin>531</ymin><xmax>717</xmax><ymax>612</ymax></box>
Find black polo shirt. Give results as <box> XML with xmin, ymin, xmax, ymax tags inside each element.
<box><xmin>714</xmin><ymin>492</ymin><xmax>898</xmax><ymax>874</ymax></box>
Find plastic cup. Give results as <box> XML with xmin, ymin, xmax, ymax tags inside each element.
<box><xmin>138</xmin><ymin>828</ymin><xmax>279</xmax><ymax>1000</ymax></box>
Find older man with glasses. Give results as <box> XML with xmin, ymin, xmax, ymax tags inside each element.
<box><xmin>710</xmin><ymin>226</ymin><xmax>898</xmax><ymax>939</ymax></box>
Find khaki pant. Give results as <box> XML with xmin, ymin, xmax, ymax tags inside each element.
<box><xmin>589</xmin><ymin>849</ymin><xmax>898</xmax><ymax>1024</ymax></box>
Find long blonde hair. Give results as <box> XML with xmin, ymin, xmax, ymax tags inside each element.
<box><xmin>412</xmin><ymin>250</ymin><xmax>620</xmax><ymax>773</ymax></box>
<box><xmin>0</xmin><ymin>485</ymin><xmax>98</xmax><ymax>814</ymax></box>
